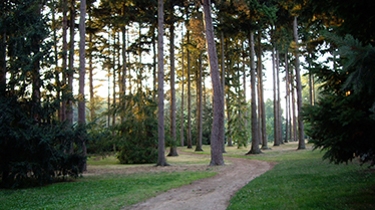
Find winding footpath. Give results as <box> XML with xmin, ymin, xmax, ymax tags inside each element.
<box><xmin>123</xmin><ymin>156</ymin><xmax>274</xmax><ymax>210</ymax></box>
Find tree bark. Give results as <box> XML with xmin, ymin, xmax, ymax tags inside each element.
<box><xmin>180</xmin><ymin>32</ymin><xmax>185</xmax><ymax>147</ymax></box>
<box><xmin>220</xmin><ymin>30</ymin><xmax>227</xmax><ymax>151</ymax></box>
<box><xmin>293</xmin><ymin>16</ymin><xmax>306</xmax><ymax>150</ymax></box>
<box><xmin>156</xmin><ymin>0</ymin><xmax>169</xmax><ymax>166</ymax></box>
<box><xmin>257</xmin><ymin>32</ymin><xmax>268</xmax><ymax>150</ymax></box>
<box><xmin>246</xmin><ymin>31</ymin><xmax>261</xmax><ymax>155</ymax></box>
<box><xmin>78</xmin><ymin>0</ymin><xmax>87</xmax><ymax>171</ymax></box>
<box><xmin>203</xmin><ymin>0</ymin><xmax>224</xmax><ymax>166</ymax></box>
<box><xmin>195</xmin><ymin>52</ymin><xmax>203</xmax><ymax>152</ymax></box>
<box><xmin>276</xmin><ymin>50</ymin><xmax>283</xmax><ymax>144</ymax></box>
<box><xmin>187</xmin><ymin>29</ymin><xmax>192</xmax><ymax>149</ymax></box>
<box><xmin>284</xmin><ymin>52</ymin><xmax>290</xmax><ymax>143</ymax></box>
<box><xmin>272</xmin><ymin>48</ymin><xmax>280</xmax><ymax>146</ymax></box>
<box><xmin>168</xmin><ymin>21</ymin><xmax>178</xmax><ymax>156</ymax></box>
<box><xmin>0</xmin><ymin>29</ymin><xmax>6</xmax><ymax>95</ymax></box>
<box><xmin>66</xmin><ymin>0</ymin><xmax>75</xmax><ymax>125</ymax></box>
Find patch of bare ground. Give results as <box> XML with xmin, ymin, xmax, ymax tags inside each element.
<box><xmin>121</xmin><ymin>154</ymin><xmax>275</xmax><ymax>210</ymax></box>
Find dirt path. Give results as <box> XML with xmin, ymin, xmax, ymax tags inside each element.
<box><xmin>123</xmin><ymin>155</ymin><xmax>275</xmax><ymax>210</ymax></box>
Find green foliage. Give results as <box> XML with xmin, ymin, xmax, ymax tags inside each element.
<box><xmin>115</xmin><ymin>90</ymin><xmax>158</xmax><ymax>164</ymax></box>
<box><xmin>304</xmin><ymin>33</ymin><xmax>375</xmax><ymax>166</ymax></box>
<box><xmin>0</xmin><ymin>96</ymin><xmax>86</xmax><ymax>188</ymax></box>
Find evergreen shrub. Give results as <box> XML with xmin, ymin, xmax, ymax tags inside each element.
<box><xmin>0</xmin><ymin>96</ymin><xmax>86</xmax><ymax>188</ymax></box>
<box><xmin>115</xmin><ymin>91</ymin><xmax>158</xmax><ymax>164</ymax></box>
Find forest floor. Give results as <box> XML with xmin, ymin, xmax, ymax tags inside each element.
<box><xmin>88</xmin><ymin>149</ymin><xmax>275</xmax><ymax>210</ymax></box>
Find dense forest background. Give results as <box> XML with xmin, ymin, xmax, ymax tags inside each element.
<box><xmin>1</xmin><ymin>0</ymin><xmax>375</xmax><ymax>188</ymax></box>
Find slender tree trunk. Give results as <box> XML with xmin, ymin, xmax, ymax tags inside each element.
<box><xmin>121</xmin><ymin>26</ymin><xmax>127</xmax><ymax>122</ymax></box>
<box><xmin>66</xmin><ymin>0</ymin><xmax>75</xmax><ymax>125</ymax></box>
<box><xmin>156</xmin><ymin>0</ymin><xmax>169</xmax><ymax>166</ymax></box>
<box><xmin>60</xmin><ymin>0</ymin><xmax>68</xmax><ymax>121</ymax></box>
<box><xmin>220</xmin><ymin>30</ymin><xmax>227</xmax><ymax>151</ymax></box>
<box><xmin>246</xmin><ymin>31</ymin><xmax>261</xmax><ymax>155</ymax></box>
<box><xmin>284</xmin><ymin>53</ymin><xmax>290</xmax><ymax>143</ymax></box>
<box><xmin>180</xmin><ymin>33</ymin><xmax>185</xmax><ymax>147</ymax></box>
<box><xmin>78</xmin><ymin>0</ymin><xmax>87</xmax><ymax>171</ymax></box>
<box><xmin>0</xmin><ymin>28</ymin><xmax>6</xmax><ymax>95</ymax></box>
<box><xmin>187</xmin><ymin>30</ymin><xmax>192</xmax><ymax>149</ymax></box>
<box><xmin>168</xmin><ymin>22</ymin><xmax>178</xmax><ymax>156</ymax></box>
<box><xmin>195</xmin><ymin>52</ymin><xmax>203</xmax><ymax>152</ymax></box>
<box><xmin>293</xmin><ymin>16</ymin><xmax>306</xmax><ymax>150</ymax></box>
<box><xmin>112</xmin><ymin>31</ymin><xmax>116</xmax><ymax>127</ymax></box>
<box><xmin>203</xmin><ymin>0</ymin><xmax>224</xmax><ymax>165</ymax></box>
<box><xmin>276</xmin><ymin>50</ymin><xmax>283</xmax><ymax>144</ymax></box>
<box><xmin>257</xmin><ymin>32</ymin><xmax>268</xmax><ymax>150</ymax></box>
<box><xmin>88</xmin><ymin>26</ymin><xmax>95</xmax><ymax>122</ymax></box>
<box><xmin>272</xmin><ymin>48</ymin><xmax>280</xmax><ymax>146</ymax></box>
<box><xmin>308</xmin><ymin>53</ymin><xmax>314</xmax><ymax>106</ymax></box>
<box><xmin>291</xmin><ymin>69</ymin><xmax>297</xmax><ymax>142</ymax></box>
<box><xmin>152</xmin><ymin>26</ymin><xmax>157</xmax><ymax>101</ymax></box>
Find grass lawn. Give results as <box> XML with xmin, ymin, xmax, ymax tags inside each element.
<box><xmin>0</xmin><ymin>156</ymin><xmax>216</xmax><ymax>210</ymax></box>
<box><xmin>225</xmin><ymin>142</ymin><xmax>375</xmax><ymax>210</ymax></box>
<box><xmin>1</xmin><ymin>142</ymin><xmax>374</xmax><ymax>209</ymax></box>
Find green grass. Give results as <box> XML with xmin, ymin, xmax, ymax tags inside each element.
<box><xmin>226</xmin><ymin>142</ymin><xmax>375</xmax><ymax>210</ymax></box>
<box><xmin>2</xmin><ymin>143</ymin><xmax>374</xmax><ymax>210</ymax></box>
<box><xmin>0</xmin><ymin>171</ymin><xmax>215</xmax><ymax>210</ymax></box>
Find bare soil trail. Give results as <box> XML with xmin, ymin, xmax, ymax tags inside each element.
<box><xmin>122</xmin><ymin>151</ymin><xmax>275</xmax><ymax>210</ymax></box>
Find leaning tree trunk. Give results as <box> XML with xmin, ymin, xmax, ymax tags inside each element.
<box><xmin>293</xmin><ymin>16</ymin><xmax>306</xmax><ymax>150</ymax></box>
<box><xmin>156</xmin><ymin>0</ymin><xmax>169</xmax><ymax>166</ymax></box>
<box><xmin>203</xmin><ymin>0</ymin><xmax>224</xmax><ymax>166</ymax></box>
<box><xmin>246</xmin><ymin>31</ymin><xmax>261</xmax><ymax>155</ymax></box>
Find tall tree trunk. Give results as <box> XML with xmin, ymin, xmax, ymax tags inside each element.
<box><xmin>168</xmin><ymin>22</ymin><xmax>178</xmax><ymax>156</ymax></box>
<box><xmin>308</xmin><ymin>53</ymin><xmax>315</xmax><ymax>106</ymax></box>
<box><xmin>284</xmin><ymin>53</ymin><xmax>290</xmax><ymax>143</ymax></box>
<box><xmin>66</xmin><ymin>0</ymin><xmax>75</xmax><ymax>125</ymax></box>
<box><xmin>152</xmin><ymin>26</ymin><xmax>157</xmax><ymax>101</ymax></box>
<box><xmin>60</xmin><ymin>0</ymin><xmax>68</xmax><ymax>121</ymax></box>
<box><xmin>276</xmin><ymin>50</ymin><xmax>283</xmax><ymax>144</ymax></box>
<box><xmin>88</xmin><ymin>24</ymin><xmax>95</xmax><ymax>122</ymax></box>
<box><xmin>0</xmin><ymin>28</ymin><xmax>6</xmax><ymax>95</ymax></box>
<box><xmin>195</xmin><ymin>52</ymin><xmax>203</xmax><ymax>152</ymax></box>
<box><xmin>220</xmin><ymin>30</ymin><xmax>227</xmax><ymax>151</ymax></box>
<box><xmin>180</xmin><ymin>33</ymin><xmax>185</xmax><ymax>147</ymax></box>
<box><xmin>156</xmin><ymin>0</ymin><xmax>169</xmax><ymax>166</ymax></box>
<box><xmin>78</xmin><ymin>0</ymin><xmax>87</xmax><ymax>171</ymax></box>
<box><xmin>112</xmin><ymin>31</ymin><xmax>116</xmax><ymax>127</ymax></box>
<box><xmin>246</xmin><ymin>31</ymin><xmax>261</xmax><ymax>155</ymax></box>
<box><xmin>186</xmin><ymin>30</ymin><xmax>192</xmax><ymax>149</ymax></box>
<box><xmin>272</xmin><ymin>48</ymin><xmax>280</xmax><ymax>146</ymax></box>
<box><xmin>203</xmin><ymin>0</ymin><xmax>224</xmax><ymax>166</ymax></box>
<box><xmin>257</xmin><ymin>32</ymin><xmax>268</xmax><ymax>150</ymax></box>
<box><xmin>121</xmin><ymin>26</ymin><xmax>127</xmax><ymax>122</ymax></box>
<box><xmin>293</xmin><ymin>16</ymin><xmax>305</xmax><ymax>150</ymax></box>
<box><xmin>31</xmin><ymin>11</ymin><xmax>41</xmax><ymax>121</ymax></box>
<box><xmin>291</xmin><ymin>68</ymin><xmax>297</xmax><ymax>142</ymax></box>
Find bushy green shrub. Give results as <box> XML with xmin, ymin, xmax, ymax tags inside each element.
<box><xmin>0</xmin><ymin>96</ymin><xmax>86</xmax><ymax>188</ymax></box>
<box><xmin>114</xmin><ymin>91</ymin><xmax>158</xmax><ymax>164</ymax></box>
